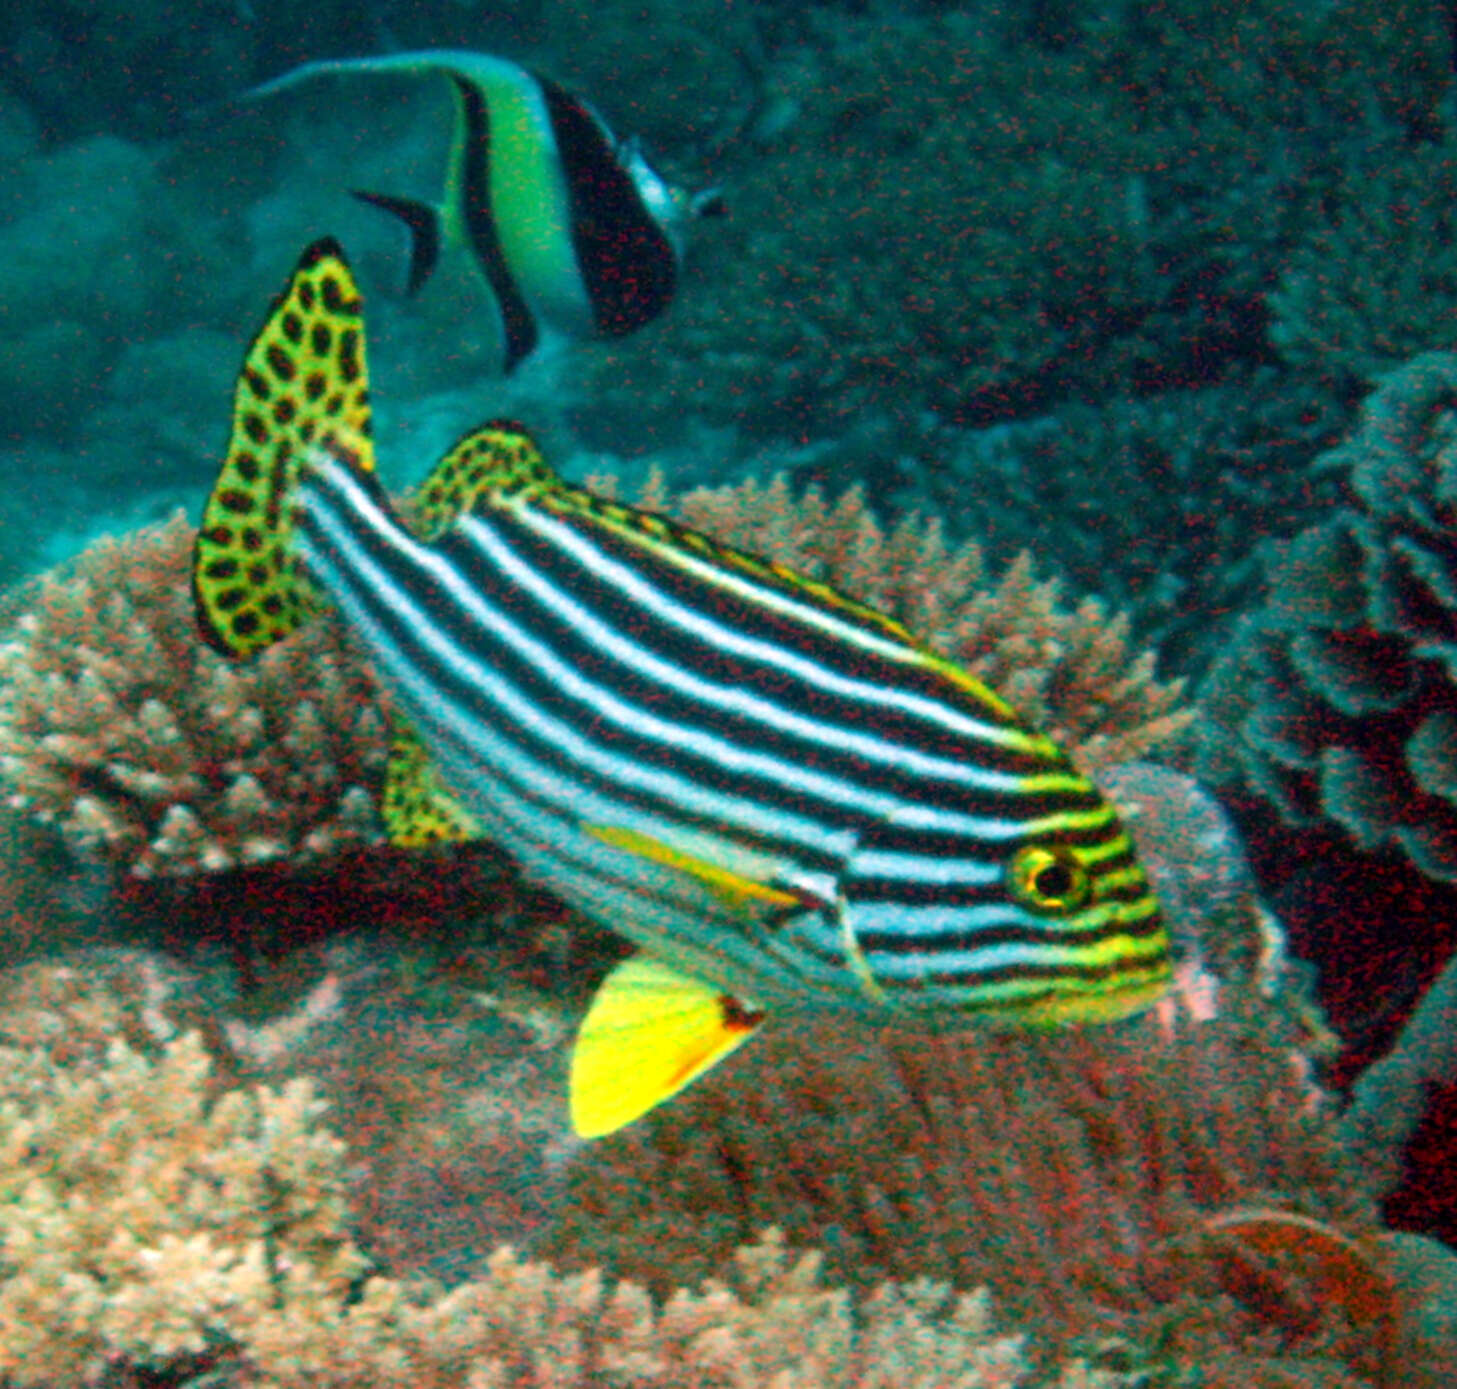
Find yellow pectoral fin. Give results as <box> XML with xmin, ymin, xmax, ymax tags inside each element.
<box><xmin>382</xmin><ymin>718</ymin><xmax>482</xmax><ymax>847</ymax></box>
<box><xmin>583</xmin><ymin>823</ymin><xmax>806</xmax><ymax>914</ymax></box>
<box><xmin>569</xmin><ymin>955</ymin><xmax>764</xmax><ymax>1139</ymax></box>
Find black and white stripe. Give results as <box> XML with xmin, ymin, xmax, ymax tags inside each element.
<box><xmin>297</xmin><ymin>453</ymin><xmax>1162</xmax><ymax>1014</ymax></box>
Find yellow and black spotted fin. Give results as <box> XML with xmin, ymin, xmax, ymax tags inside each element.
<box><xmin>569</xmin><ymin>954</ymin><xmax>764</xmax><ymax>1138</ymax></box>
<box><xmin>403</xmin><ymin>422</ymin><xmax>922</xmax><ymax>660</ymax></box>
<box><xmin>381</xmin><ymin>717</ymin><xmax>482</xmax><ymax>847</ymax></box>
<box><xmin>405</xmin><ymin>419</ymin><xmax>557</xmax><ymax>541</ymax></box>
<box><xmin>193</xmin><ymin>237</ymin><xmax>374</xmax><ymax>658</ymax></box>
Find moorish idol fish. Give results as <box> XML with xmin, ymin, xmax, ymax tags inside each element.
<box><xmin>193</xmin><ymin>240</ymin><xmax>1171</xmax><ymax>1138</ymax></box>
<box><xmin>250</xmin><ymin>51</ymin><xmax>722</xmax><ymax>372</ymax></box>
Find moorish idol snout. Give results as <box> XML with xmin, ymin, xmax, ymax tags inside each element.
<box><xmin>250</xmin><ymin>50</ymin><xmax>722</xmax><ymax>372</ymax></box>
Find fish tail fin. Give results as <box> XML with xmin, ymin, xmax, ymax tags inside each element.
<box><xmin>351</xmin><ymin>189</ymin><xmax>442</xmax><ymax>296</ymax></box>
<box><xmin>193</xmin><ymin>236</ymin><xmax>375</xmax><ymax>658</ymax></box>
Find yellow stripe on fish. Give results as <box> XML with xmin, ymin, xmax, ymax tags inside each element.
<box><xmin>194</xmin><ymin>240</ymin><xmax>1172</xmax><ymax>1137</ymax></box>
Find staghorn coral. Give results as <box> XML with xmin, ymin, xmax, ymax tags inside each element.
<box><xmin>0</xmin><ymin>510</ymin><xmax>389</xmax><ymax>878</ymax></box>
<box><xmin>0</xmin><ymin>956</ymin><xmax>1046</xmax><ymax>1389</ymax></box>
<box><xmin>1198</xmin><ymin>351</ymin><xmax>1457</xmax><ymax>882</ymax></box>
<box><xmin>1</xmin><ymin>477</ymin><xmax>1190</xmax><ymax>883</ymax></box>
<box><xmin>1</xmin><ymin>812</ymin><xmax>1437</xmax><ymax>1384</ymax></box>
<box><xmin>0</xmin><ymin>957</ymin><xmax>366</xmax><ymax>1386</ymax></box>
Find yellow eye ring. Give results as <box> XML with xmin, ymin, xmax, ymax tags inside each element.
<box><xmin>1008</xmin><ymin>844</ymin><xmax>1092</xmax><ymax>914</ymax></box>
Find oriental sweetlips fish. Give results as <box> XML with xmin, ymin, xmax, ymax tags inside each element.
<box><xmin>250</xmin><ymin>51</ymin><xmax>722</xmax><ymax>372</ymax></box>
<box><xmin>193</xmin><ymin>240</ymin><xmax>1171</xmax><ymax>1138</ymax></box>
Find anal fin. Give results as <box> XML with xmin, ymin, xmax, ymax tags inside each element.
<box><xmin>570</xmin><ymin>955</ymin><xmax>764</xmax><ymax>1138</ymax></box>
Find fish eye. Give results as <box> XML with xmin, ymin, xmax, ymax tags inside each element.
<box><xmin>1008</xmin><ymin>845</ymin><xmax>1092</xmax><ymax>914</ymax></box>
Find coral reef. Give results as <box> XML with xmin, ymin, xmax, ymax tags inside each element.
<box><xmin>0</xmin><ymin>956</ymin><xmax>1044</xmax><ymax>1389</ymax></box>
<box><xmin>0</xmin><ymin>767</ymin><xmax>1448</xmax><ymax>1386</ymax></box>
<box><xmin>899</xmin><ymin>371</ymin><xmax>1349</xmax><ymax>674</ymax></box>
<box><xmin>1269</xmin><ymin>131</ymin><xmax>1457</xmax><ymax>389</ymax></box>
<box><xmin>1341</xmin><ymin>945</ymin><xmax>1457</xmax><ymax>1209</ymax></box>
<box><xmin>575</xmin><ymin>0</ymin><xmax>1441</xmax><ymax>450</ymax></box>
<box><xmin>1</xmin><ymin>477</ymin><xmax>1191</xmax><ymax>885</ymax></box>
<box><xmin>0</xmin><ymin>512</ymin><xmax>389</xmax><ymax>879</ymax></box>
<box><xmin>1197</xmin><ymin>351</ymin><xmax>1457</xmax><ymax>883</ymax></box>
<box><xmin>0</xmin><ymin>955</ymin><xmax>364</xmax><ymax>1385</ymax></box>
<box><xmin>546</xmin><ymin>929</ymin><xmax>1380</xmax><ymax>1380</ymax></box>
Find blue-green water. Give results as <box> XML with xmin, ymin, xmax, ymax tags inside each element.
<box><xmin>2</xmin><ymin>3</ymin><xmax>1455</xmax><ymax>1384</ymax></box>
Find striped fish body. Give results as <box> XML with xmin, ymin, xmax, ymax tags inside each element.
<box><xmin>195</xmin><ymin>242</ymin><xmax>1170</xmax><ymax>1136</ymax></box>
<box><xmin>303</xmin><ymin>456</ymin><xmax>1168</xmax><ymax>1021</ymax></box>
<box><xmin>249</xmin><ymin>50</ymin><xmax>711</xmax><ymax>372</ymax></box>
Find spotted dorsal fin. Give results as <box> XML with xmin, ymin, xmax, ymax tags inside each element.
<box><xmin>405</xmin><ymin>419</ymin><xmax>556</xmax><ymax>541</ymax></box>
<box><xmin>193</xmin><ymin>238</ymin><xmax>374</xmax><ymax>658</ymax></box>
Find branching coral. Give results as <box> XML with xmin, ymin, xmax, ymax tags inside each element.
<box><xmin>0</xmin><ymin>957</ymin><xmax>1045</xmax><ymax>1388</ymax></box>
<box><xmin>0</xmin><ymin>511</ymin><xmax>389</xmax><ymax>878</ymax></box>
<box><xmin>0</xmin><ymin>959</ymin><xmax>366</xmax><ymax>1385</ymax></box>
<box><xmin>0</xmin><ymin>815</ymin><xmax>1436</xmax><ymax>1385</ymax></box>
<box><xmin>1</xmin><ymin>478</ymin><xmax>1191</xmax><ymax>885</ymax></box>
<box><xmin>1198</xmin><ymin>351</ymin><xmax>1457</xmax><ymax>882</ymax></box>
<box><xmin>546</xmin><ymin>983</ymin><xmax>1379</xmax><ymax>1380</ymax></box>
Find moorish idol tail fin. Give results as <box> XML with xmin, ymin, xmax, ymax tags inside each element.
<box><xmin>351</xmin><ymin>189</ymin><xmax>442</xmax><ymax>296</ymax></box>
<box><xmin>193</xmin><ymin>237</ymin><xmax>375</xmax><ymax>658</ymax></box>
<box><xmin>570</xmin><ymin>954</ymin><xmax>764</xmax><ymax>1138</ymax></box>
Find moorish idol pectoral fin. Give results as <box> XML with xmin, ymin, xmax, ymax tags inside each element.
<box><xmin>193</xmin><ymin>237</ymin><xmax>374</xmax><ymax>658</ymax></box>
<box><xmin>406</xmin><ymin>419</ymin><xmax>556</xmax><ymax>540</ymax></box>
<box><xmin>381</xmin><ymin>716</ymin><xmax>483</xmax><ymax>847</ymax></box>
<box><xmin>569</xmin><ymin>954</ymin><xmax>765</xmax><ymax>1138</ymax></box>
<box><xmin>582</xmin><ymin>822</ymin><xmax>809</xmax><ymax>916</ymax></box>
<box><xmin>351</xmin><ymin>190</ymin><xmax>442</xmax><ymax>296</ymax></box>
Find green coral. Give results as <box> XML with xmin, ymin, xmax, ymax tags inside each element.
<box><xmin>1270</xmin><ymin>132</ymin><xmax>1457</xmax><ymax>385</ymax></box>
<box><xmin>1198</xmin><ymin>351</ymin><xmax>1457</xmax><ymax>881</ymax></box>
